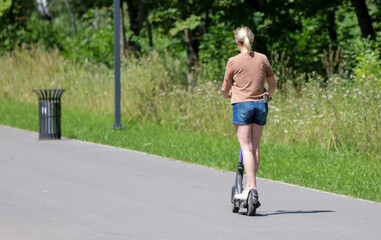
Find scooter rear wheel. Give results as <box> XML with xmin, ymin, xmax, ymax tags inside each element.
<box><xmin>247</xmin><ymin>191</ymin><xmax>257</xmax><ymax>216</ymax></box>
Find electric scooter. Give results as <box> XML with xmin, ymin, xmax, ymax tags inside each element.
<box><xmin>231</xmin><ymin>149</ymin><xmax>261</xmax><ymax>216</ymax></box>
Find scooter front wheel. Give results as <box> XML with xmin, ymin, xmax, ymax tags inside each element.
<box><xmin>231</xmin><ymin>202</ymin><xmax>240</xmax><ymax>213</ymax></box>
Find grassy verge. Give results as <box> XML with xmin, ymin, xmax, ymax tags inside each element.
<box><xmin>1</xmin><ymin>99</ymin><xmax>380</xmax><ymax>202</ymax></box>
<box><xmin>2</xmin><ymin>47</ymin><xmax>380</xmax><ymax>159</ymax></box>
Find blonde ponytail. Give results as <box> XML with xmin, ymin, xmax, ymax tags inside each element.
<box><xmin>233</xmin><ymin>26</ymin><xmax>255</xmax><ymax>53</ymax></box>
<box><xmin>244</xmin><ymin>36</ymin><xmax>251</xmax><ymax>52</ymax></box>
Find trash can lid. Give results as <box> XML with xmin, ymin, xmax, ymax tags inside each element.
<box><xmin>33</xmin><ymin>89</ymin><xmax>65</xmax><ymax>99</ymax></box>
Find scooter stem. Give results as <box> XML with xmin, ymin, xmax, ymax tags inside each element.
<box><xmin>235</xmin><ymin>149</ymin><xmax>244</xmax><ymax>194</ymax></box>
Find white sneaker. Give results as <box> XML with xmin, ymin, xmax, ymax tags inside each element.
<box><xmin>233</xmin><ymin>189</ymin><xmax>249</xmax><ymax>200</ymax></box>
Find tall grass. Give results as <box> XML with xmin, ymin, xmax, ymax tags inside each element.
<box><xmin>264</xmin><ymin>76</ymin><xmax>380</xmax><ymax>158</ymax></box>
<box><xmin>0</xmin><ymin>45</ymin><xmax>380</xmax><ymax>161</ymax></box>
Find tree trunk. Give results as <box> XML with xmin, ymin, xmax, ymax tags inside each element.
<box><xmin>125</xmin><ymin>0</ymin><xmax>144</xmax><ymax>53</ymax></box>
<box><xmin>351</xmin><ymin>0</ymin><xmax>375</xmax><ymax>39</ymax></box>
<box><xmin>9</xmin><ymin>0</ymin><xmax>15</xmax><ymax>23</ymax></box>
<box><xmin>120</xmin><ymin>1</ymin><xmax>127</xmax><ymax>58</ymax></box>
<box><xmin>244</xmin><ymin>0</ymin><xmax>265</xmax><ymax>10</ymax></box>
<box><xmin>137</xmin><ymin>0</ymin><xmax>145</xmax><ymax>30</ymax></box>
<box><xmin>92</xmin><ymin>9</ymin><xmax>98</xmax><ymax>29</ymax></box>
<box><xmin>146</xmin><ymin>16</ymin><xmax>153</xmax><ymax>48</ymax></box>
<box><xmin>64</xmin><ymin>0</ymin><xmax>76</xmax><ymax>34</ymax></box>
<box><xmin>36</xmin><ymin>0</ymin><xmax>51</xmax><ymax>21</ymax></box>
<box><xmin>178</xmin><ymin>0</ymin><xmax>199</xmax><ymax>87</ymax></box>
<box><xmin>184</xmin><ymin>28</ymin><xmax>198</xmax><ymax>87</ymax></box>
<box><xmin>326</xmin><ymin>6</ymin><xmax>337</xmax><ymax>47</ymax></box>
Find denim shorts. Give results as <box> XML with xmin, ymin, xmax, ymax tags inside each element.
<box><xmin>232</xmin><ymin>101</ymin><xmax>268</xmax><ymax>125</ymax></box>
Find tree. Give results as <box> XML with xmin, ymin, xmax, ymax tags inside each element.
<box><xmin>0</xmin><ymin>0</ymin><xmax>12</xmax><ymax>18</ymax></box>
<box><xmin>178</xmin><ymin>0</ymin><xmax>200</xmax><ymax>86</ymax></box>
<box><xmin>119</xmin><ymin>0</ymin><xmax>127</xmax><ymax>57</ymax></box>
<box><xmin>125</xmin><ymin>0</ymin><xmax>146</xmax><ymax>53</ymax></box>
<box><xmin>36</xmin><ymin>0</ymin><xmax>51</xmax><ymax>20</ymax></box>
<box><xmin>122</xmin><ymin>0</ymin><xmax>156</xmax><ymax>55</ymax></box>
<box><xmin>351</xmin><ymin>0</ymin><xmax>376</xmax><ymax>39</ymax></box>
<box><xmin>326</xmin><ymin>5</ymin><xmax>338</xmax><ymax>46</ymax></box>
<box><xmin>156</xmin><ymin>0</ymin><xmax>215</xmax><ymax>86</ymax></box>
<box><xmin>64</xmin><ymin>0</ymin><xmax>76</xmax><ymax>34</ymax></box>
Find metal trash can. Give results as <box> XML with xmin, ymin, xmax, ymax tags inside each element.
<box><xmin>33</xmin><ymin>89</ymin><xmax>65</xmax><ymax>140</ymax></box>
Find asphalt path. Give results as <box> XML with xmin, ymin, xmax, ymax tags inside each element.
<box><xmin>0</xmin><ymin>125</ymin><xmax>380</xmax><ymax>240</ymax></box>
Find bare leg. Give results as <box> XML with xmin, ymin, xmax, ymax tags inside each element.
<box><xmin>235</xmin><ymin>123</ymin><xmax>264</xmax><ymax>191</ymax></box>
<box><xmin>251</xmin><ymin>123</ymin><xmax>263</xmax><ymax>179</ymax></box>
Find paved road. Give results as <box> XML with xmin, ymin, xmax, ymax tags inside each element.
<box><xmin>0</xmin><ymin>125</ymin><xmax>380</xmax><ymax>240</ymax></box>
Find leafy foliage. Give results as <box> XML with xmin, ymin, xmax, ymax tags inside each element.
<box><xmin>0</xmin><ymin>0</ymin><xmax>380</xmax><ymax>83</ymax></box>
<box><xmin>169</xmin><ymin>14</ymin><xmax>202</xmax><ymax>36</ymax></box>
<box><xmin>58</xmin><ymin>7</ymin><xmax>114</xmax><ymax>66</ymax></box>
<box><xmin>352</xmin><ymin>38</ymin><xmax>381</xmax><ymax>88</ymax></box>
<box><xmin>0</xmin><ymin>0</ymin><xmax>12</xmax><ymax>18</ymax></box>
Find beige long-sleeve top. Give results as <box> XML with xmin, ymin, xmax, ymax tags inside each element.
<box><xmin>222</xmin><ymin>51</ymin><xmax>274</xmax><ymax>104</ymax></box>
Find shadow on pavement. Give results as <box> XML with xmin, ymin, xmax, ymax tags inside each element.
<box><xmin>239</xmin><ymin>210</ymin><xmax>335</xmax><ymax>217</ymax></box>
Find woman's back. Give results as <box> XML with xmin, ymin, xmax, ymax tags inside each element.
<box><xmin>222</xmin><ymin>51</ymin><xmax>273</xmax><ymax>104</ymax></box>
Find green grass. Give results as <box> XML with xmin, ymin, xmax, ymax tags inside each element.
<box><xmin>1</xmin><ymin>99</ymin><xmax>380</xmax><ymax>202</ymax></box>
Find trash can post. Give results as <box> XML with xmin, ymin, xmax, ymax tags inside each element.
<box><xmin>33</xmin><ymin>89</ymin><xmax>65</xmax><ymax>140</ymax></box>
